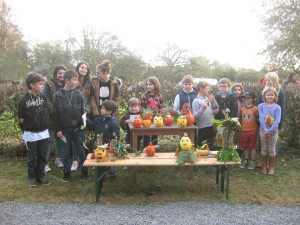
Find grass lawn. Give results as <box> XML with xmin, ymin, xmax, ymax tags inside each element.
<box><xmin>0</xmin><ymin>147</ymin><xmax>299</xmax><ymax>206</ymax></box>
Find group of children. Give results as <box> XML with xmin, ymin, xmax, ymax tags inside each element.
<box><xmin>18</xmin><ymin>70</ymin><xmax>282</xmax><ymax>187</ymax></box>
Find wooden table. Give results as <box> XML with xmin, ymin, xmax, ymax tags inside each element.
<box><xmin>129</xmin><ymin>123</ymin><xmax>198</xmax><ymax>150</ymax></box>
<box><xmin>83</xmin><ymin>152</ymin><xmax>240</xmax><ymax>202</ymax></box>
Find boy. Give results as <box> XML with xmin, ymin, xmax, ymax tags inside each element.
<box><xmin>18</xmin><ymin>72</ymin><xmax>50</xmax><ymax>186</ymax></box>
<box><xmin>173</xmin><ymin>75</ymin><xmax>198</xmax><ymax>113</ymax></box>
<box><xmin>53</xmin><ymin>69</ymin><xmax>90</xmax><ymax>182</ymax></box>
<box><xmin>192</xmin><ymin>80</ymin><xmax>219</xmax><ymax>173</ymax></box>
<box><xmin>239</xmin><ymin>91</ymin><xmax>259</xmax><ymax>169</ymax></box>
<box><xmin>88</xmin><ymin>100</ymin><xmax>120</xmax><ymax>180</ymax></box>
<box><xmin>120</xmin><ymin>98</ymin><xmax>143</xmax><ymax>148</ymax></box>
<box><xmin>215</xmin><ymin>78</ymin><xmax>238</xmax><ymax>120</ymax></box>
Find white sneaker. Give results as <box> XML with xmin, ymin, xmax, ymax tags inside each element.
<box><xmin>71</xmin><ymin>160</ymin><xmax>78</xmax><ymax>171</ymax></box>
<box><xmin>55</xmin><ymin>157</ymin><xmax>63</xmax><ymax>168</ymax></box>
<box><xmin>44</xmin><ymin>164</ymin><xmax>51</xmax><ymax>173</ymax></box>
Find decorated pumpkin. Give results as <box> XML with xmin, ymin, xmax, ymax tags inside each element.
<box><xmin>185</xmin><ymin>110</ymin><xmax>195</xmax><ymax>126</ymax></box>
<box><xmin>164</xmin><ymin>114</ymin><xmax>174</xmax><ymax>126</ymax></box>
<box><xmin>180</xmin><ymin>133</ymin><xmax>193</xmax><ymax>151</ymax></box>
<box><xmin>154</xmin><ymin>114</ymin><xmax>163</xmax><ymax>127</ymax></box>
<box><xmin>143</xmin><ymin>111</ymin><xmax>153</xmax><ymax>121</ymax></box>
<box><xmin>145</xmin><ymin>142</ymin><xmax>156</xmax><ymax>156</ymax></box>
<box><xmin>94</xmin><ymin>144</ymin><xmax>108</xmax><ymax>162</ymax></box>
<box><xmin>143</xmin><ymin>119</ymin><xmax>152</xmax><ymax>127</ymax></box>
<box><xmin>132</xmin><ymin>115</ymin><xmax>143</xmax><ymax>128</ymax></box>
<box><xmin>177</xmin><ymin>116</ymin><xmax>187</xmax><ymax>127</ymax></box>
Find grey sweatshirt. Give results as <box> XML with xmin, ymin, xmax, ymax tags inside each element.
<box><xmin>192</xmin><ymin>96</ymin><xmax>215</xmax><ymax>129</ymax></box>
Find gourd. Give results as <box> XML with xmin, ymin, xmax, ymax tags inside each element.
<box><xmin>177</xmin><ymin>116</ymin><xmax>187</xmax><ymax>127</ymax></box>
<box><xmin>164</xmin><ymin>114</ymin><xmax>174</xmax><ymax>126</ymax></box>
<box><xmin>131</xmin><ymin>115</ymin><xmax>143</xmax><ymax>128</ymax></box>
<box><xmin>154</xmin><ymin>114</ymin><xmax>163</xmax><ymax>127</ymax></box>
<box><xmin>145</xmin><ymin>142</ymin><xmax>156</xmax><ymax>156</ymax></box>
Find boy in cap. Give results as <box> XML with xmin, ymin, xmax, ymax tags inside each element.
<box><xmin>239</xmin><ymin>91</ymin><xmax>259</xmax><ymax>170</ymax></box>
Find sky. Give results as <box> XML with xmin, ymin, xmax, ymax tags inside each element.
<box><xmin>6</xmin><ymin>0</ymin><xmax>267</xmax><ymax>70</ymax></box>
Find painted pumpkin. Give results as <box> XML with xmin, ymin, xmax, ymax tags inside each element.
<box><xmin>185</xmin><ymin>110</ymin><xmax>195</xmax><ymax>126</ymax></box>
<box><xmin>177</xmin><ymin>116</ymin><xmax>187</xmax><ymax>127</ymax></box>
<box><xmin>180</xmin><ymin>133</ymin><xmax>193</xmax><ymax>151</ymax></box>
<box><xmin>154</xmin><ymin>115</ymin><xmax>163</xmax><ymax>127</ymax></box>
<box><xmin>132</xmin><ymin>115</ymin><xmax>143</xmax><ymax>128</ymax></box>
<box><xmin>145</xmin><ymin>142</ymin><xmax>156</xmax><ymax>156</ymax></box>
<box><xmin>164</xmin><ymin>114</ymin><xmax>174</xmax><ymax>126</ymax></box>
<box><xmin>143</xmin><ymin>119</ymin><xmax>152</xmax><ymax>127</ymax></box>
<box><xmin>94</xmin><ymin>144</ymin><xmax>108</xmax><ymax>161</ymax></box>
<box><xmin>143</xmin><ymin>111</ymin><xmax>153</xmax><ymax>121</ymax></box>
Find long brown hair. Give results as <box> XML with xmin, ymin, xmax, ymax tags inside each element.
<box><xmin>144</xmin><ymin>76</ymin><xmax>161</xmax><ymax>96</ymax></box>
<box><xmin>76</xmin><ymin>61</ymin><xmax>91</xmax><ymax>97</ymax></box>
<box><xmin>52</xmin><ymin>65</ymin><xmax>66</xmax><ymax>84</ymax></box>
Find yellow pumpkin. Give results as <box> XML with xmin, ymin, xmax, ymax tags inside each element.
<box><xmin>180</xmin><ymin>133</ymin><xmax>193</xmax><ymax>151</ymax></box>
<box><xmin>154</xmin><ymin>115</ymin><xmax>163</xmax><ymax>127</ymax></box>
<box><xmin>94</xmin><ymin>144</ymin><xmax>108</xmax><ymax>162</ymax></box>
<box><xmin>177</xmin><ymin>116</ymin><xmax>187</xmax><ymax>127</ymax></box>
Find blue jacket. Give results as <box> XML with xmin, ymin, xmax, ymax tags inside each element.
<box><xmin>178</xmin><ymin>88</ymin><xmax>198</xmax><ymax>111</ymax></box>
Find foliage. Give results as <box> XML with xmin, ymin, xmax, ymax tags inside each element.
<box><xmin>176</xmin><ymin>151</ymin><xmax>197</xmax><ymax>167</ymax></box>
<box><xmin>260</xmin><ymin>0</ymin><xmax>300</xmax><ymax>72</ymax></box>
<box><xmin>216</xmin><ymin>149</ymin><xmax>240</xmax><ymax>163</ymax></box>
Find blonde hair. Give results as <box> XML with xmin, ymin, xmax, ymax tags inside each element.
<box><xmin>195</xmin><ymin>80</ymin><xmax>210</xmax><ymax>92</ymax></box>
<box><xmin>145</xmin><ymin>76</ymin><xmax>161</xmax><ymax>95</ymax></box>
<box><xmin>182</xmin><ymin>75</ymin><xmax>194</xmax><ymax>84</ymax></box>
<box><xmin>218</xmin><ymin>78</ymin><xmax>231</xmax><ymax>87</ymax></box>
<box><xmin>128</xmin><ymin>97</ymin><xmax>140</xmax><ymax>107</ymax></box>
<box><xmin>231</xmin><ymin>83</ymin><xmax>245</xmax><ymax>97</ymax></box>
<box><xmin>265</xmin><ymin>72</ymin><xmax>281</xmax><ymax>91</ymax></box>
<box><xmin>262</xmin><ymin>87</ymin><xmax>278</xmax><ymax>103</ymax></box>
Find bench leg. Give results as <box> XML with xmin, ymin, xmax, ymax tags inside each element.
<box><xmin>216</xmin><ymin>165</ymin><xmax>219</xmax><ymax>185</ymax></box>
<box><xmin>95</xmin><ymin>167</ymin><xmax>106</xmax><ymax>203</ymax></box>
<box><xmin>220</xmin><ymin>165</ymin><xmax>225</xmax><ymax>193</ymax></box>
<box><xmin>132</xmin><ymin>167</ymin><xmax>137</xmax><ymax>183</ymax></box>
<box><xmin>188</xmin><ymin>167</ymin><xmax>193</xmax><ymax>180</ymax></box>
<box><xmin>226</xmin><ymin>166</ymin><xmax>230</xmax><ymax>199</ymax></box>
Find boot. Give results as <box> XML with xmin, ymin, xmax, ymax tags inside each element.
<box><xmin>261</xmin><ymin>155</ymin><xmax>268</xmax><ymax>175</ymax></box>
<box><xmin>62</xmin><ymin>170</ymin><xmax>71</xmax><ymax>182</ymax></box>
<box><xmin>81</xmin><ymin>167</ymin><xmax>91</xmax><ymax>182</ymax></box>
<box><xmin>268</xmin><ymin>156</ymin><xmax>276</xmax><ymax>175</ymax></box>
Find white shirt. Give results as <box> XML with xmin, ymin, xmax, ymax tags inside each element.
<box><xmin>23</xmin><ymin>129</ymin><xmax>49</xmax><ymax>142</ymax></box>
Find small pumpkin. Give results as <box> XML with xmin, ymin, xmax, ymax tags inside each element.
<box><xmin>143</xmin><ymin>119</ymin><xmax>152</xmax><ymax>127</ymax></box>
<box><xmin>180</xmin><ymin>133</ymin><xmax>193</xmax><ymax>151</ymax></box>
<box><xmin>164</xmin><ymin>114</ymin><xmax>174</xmax><ymax>126</ymax></box>
<box><xmin>132</xmin><ymin>115</ymin><xmax>143</xmax><ymax>128</ymax></box>
<box><xmin>94</xmin><ymin>144</ymin><xmax>108</xmax><ymax>162</ymax></box>
<box><xmin>143</xmin><ymin>111</ymin><xmax>153</xmax><ymax>121</ymax></box>
<box><xmin>154</xmin><ymin>114</ymin><xmax>163</xmax><ymax>127</ymax></box>
<box><xmin>185</xmin><ymin>110</ymin><xmax>195</xmax><ymax>126</ymax></box>
<box><xmin>177</xmin><ymin>116</ymin><xmax>187</xmax><ymax>127</ymax></box>
<box><xmin>145</xmin><ymin>142</ymin><xmax>156</xmax><ymax>156</ymax></box>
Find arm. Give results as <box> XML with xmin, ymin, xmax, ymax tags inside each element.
<box><xmin>90</xmin><ymin>83</ymin><xmax>100</xmax><ymax>117</ymax></box>
<box><xmin>258</xmin><ymin>92</ymin><xmax>263</xmax><ymax>104</ymax></box>
<box><xmin>268</xmin><ymin>105</ymin><xmax>281</xmax><ymax>134</ymax></box>
<box><xmin>277</xmin><ymin>90</ymin><xmax>285</xmax><ymax>130</ymax></box>
<box><xmin>17</xmin><ymin>97</ymin><xmax>26</xmax><ymax>132</ymax></box>
<box><xmin>173</xmin><ymin>94</ymin><xmax>180</xmax><ymax>113</ymax></box>
<box><xmin>112</xmin><ymin>123</ymin><xmax>121</xmax><ymax>141</ymax></box>
<box><xmin>229</xmin><ymin>96</ymin><xmax>238</xmax><ymax>118</ymax></box>
<box><xmin>52</xmin><ymin>94</ymin><xmax>62</xmax><ymax>133</ymax></box>
<box><xmin>120</xmin><ymin>111</ymin><xmax>130</xmax><ymax>131</ymax></box>
<box><xmin>192</xmin><ymin>98</ymin><xmax>205</xmax><ymax>121</ymax></box>
<box><xmin>43</xmin><ymin>83</ymin><xmax>53</xmax><ymax>117</ymax></box>
<box><xmin>258</xmin><ymin>104</ymin><xmax>267</xmax><ymax>132</ymax></box>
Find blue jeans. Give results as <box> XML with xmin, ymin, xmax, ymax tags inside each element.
<box><xmin>46</xmin><ymin>129</ymin><xmax>61</xmax><ymax>161</ymax></box>
<box><xmin>59</xmin><ymin>129</ymin><xmax>86</xmax><ymax>171</ymax></box>
<box><xmin>72</xmin><ymin>142</ymin><xmax>79</xmax><ymax>161</ymax></box>
<box><xmin>27</xmin><ymin>138</ymin><xmax>48</xmax><ymax>179</ymax></box>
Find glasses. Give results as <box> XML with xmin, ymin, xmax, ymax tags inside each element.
<box><xmin>219</xmin><ymin>85</ymin><xmax>228</xmax><ymax>88</ymax></box>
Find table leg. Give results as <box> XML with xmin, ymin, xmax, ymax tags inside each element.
<box><xmin>188</xmin><ymin>166</ymin><xmax>193</xmax><ymax>180</ymax></box>
<box><xmin>216</xmin><ymin>165</ymin><xmax>219</xmax><ymax>185</ymax></box>
<box><xmin>132</xmin><ymin>132</ymin><xmax>138</xmax><ymax>150</ymax></box>
<box><xmin>220</xmin><ymin>165</ymin><xmax>225</xmax><ymax>193</ymax></box>
<box><xmin>95</xmin><ymin>167</ymin><xmax>106</xmax><ymax>203</ymax></box>
<box><xmin>226</xmin><ymin>166</ymin><xmax>230</xmax><ymax>199</ymax></box>
<box><xmin>132</xmin><ymin>167</ymin><xmax>137</xmax><ymax>183</ymax></box>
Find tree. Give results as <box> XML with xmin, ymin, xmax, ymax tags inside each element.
<box><xmin>260</xmin><ymin>0</ymin><xmax>300</xmax><ymax>72</ymax></box>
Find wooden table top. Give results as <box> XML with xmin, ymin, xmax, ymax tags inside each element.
<box><xmin>128</xmin><ymin>123</ymin><xmax>197</xmax><ymax>131</ymax></box>
<box><xmin>83</xmin><ymin>152</ymin><xmax>240</xmax><ymax>167</ymax></box>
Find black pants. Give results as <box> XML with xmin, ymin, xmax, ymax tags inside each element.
<box><xmin>197</xmin><ymin>125</ymin><xmax>216</xmax><ymax>150</ymax></box>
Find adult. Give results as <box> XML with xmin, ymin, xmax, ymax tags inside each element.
<box><xmin>91</xmin><ymin>60</ymin><xmax>121</xmax><ymax>123</ymax></box>
<box><xmin>283</xmin><ymin>72</ymin><xmax>297</xmax><ymax>87</ymax></box>
<box><xmin>259</xmin><ymin>72</ymin><xmax>285</xmax><ymax>156</ymax></box>
<box><xmin>43</xmin><ymin>65</ymin><xmax>66</xmax><ymax>172</ymax></box>
<box><xmin>70</xmin><ymin>62</ymin><xmax>93</xmax><ymax>171</ymax></box>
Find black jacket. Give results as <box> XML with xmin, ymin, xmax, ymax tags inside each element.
<box><xmin>120</xmin><ymin>110</ymin><xmax>143</xmax><ymax>140</ymax></box>
<box><xmin>18</xmin><ymin>92</ymin><xmax>48</xmax><ymax>132</ymax></box>
<box><xmin>53</xmin><ymin>88</ymin><xmax>85</xmax><ymax>132</ymax></box>
<box><xmin>215</xmin><ymin>90</ymin><xmax>238</xmax><ymax>119</ymax></box>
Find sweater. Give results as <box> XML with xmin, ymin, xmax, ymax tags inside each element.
<box><xmin>192</xmin><ymin>96</ymin><xmax>215</xmax><ymax>129</ymax></box>
<box><xmin>258</xmin><ymin>102</ymin><xmax>281</xmax><ymax>134</ymax></box>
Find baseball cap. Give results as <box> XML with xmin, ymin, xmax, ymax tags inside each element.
<box><xmin>241</xmin><ymin>91</ymin><xmax>255</xmax><ymax>98</ymax></box>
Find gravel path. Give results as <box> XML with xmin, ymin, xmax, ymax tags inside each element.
<box><xmin>0</xmin><ymin>201</ymin><xmax>299</xmax><ymax>225</ymax></box>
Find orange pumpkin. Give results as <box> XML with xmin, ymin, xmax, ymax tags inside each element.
<box><xmin>164</xmin><ymin>114</ymin><xmax>174</xmax><ymax>126</ymax></box>
<box><xmin>143</xmin><ymin>111</ymin><xmax>153</xmax><ymax>121</ymax></box>
<box><xmin>145</xmin><ymin>142</ymin><xmax>156</xmax><ymax>156</ymax></box>
<box><xmin>143</xmin><ymin>119</ymin><xmax>152</xmax><ymax>127</ymax></box>
<box><xmin>132</xmin><ymin>115</ymin><xmax>143</xmax><ymax>128</ymax></box>
<box><xmin>185</xmin><ymin>110</ymin><xmax>195</xmax><ymax>126</ymax></box>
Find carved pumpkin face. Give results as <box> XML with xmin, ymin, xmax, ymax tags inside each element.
<box><xmin>143</xmin><ymin>119</ymin><xmax>152</xmax><ymax>127</ymax></box>
<box><xmin>94</xmin><ymin>147</ymin><xmax>107</xmax><ymax>161</ymax></box>
<box><xmin>145</xmin><ymin>142</ymin><xmax>156</xmax><ymax>156</ymax></box>
<box><xmin>180</xmin><ymin>134</ymin><xmax>193</xmax><ymax>151</ymax></box>
<box><xmin>185</xmin><ymin>111</ymin><xmax>195</xmax><ymax>126</ymax></box>
<box><xmin>143</xmin><ymin>112</ymin><xmax>153</xmax><ymax>121</ymax></box>
<box><xmin>154</xmin><ymin>115</ymin><xmax>163</xmax><ymax>127</ymax></box>
<box><xmin>132</xmin><ymin>115</ymin><xmax>143</xmax><ymax>128</ymax></box>
<box><xmin>177</xmin><ymin>116</ymin><xmax>187</xmax><ymax>127</ymax></box>
<box><xmin>164</xmin><ymin>114</ymin><xmax>174</xmax><ymax>126</ymax></box>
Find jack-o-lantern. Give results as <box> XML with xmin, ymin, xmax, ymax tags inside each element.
<box><xmin>143</xmin><ymin>111</ymin><xmax>153</xmax><ymax>121</ymax></box>
<box><xmin>145</xmin><ymin>142</ymin><xmax>156</xmax><ymax>156</ymax></box>
<box><xmin>132</xmin><ymin>115</ymin><xmax>143</xmax><ymax>128</ymax></box>
<box><xmin>177</xmin><ymin>116</ymin><xmax>187</xmax><ymax>127</ymax></box>
<box><xmin>94</xmin><ymin>144</ymin><xmax>108</xmax><ymax>161</ymax></box>
<box><xmin>164</xmin><ymin>114</ymin><xmax>174</xmax><ymax>126</ymax></box>
<box><xmin>154</xmin><ymin>115</ymin><xmax>163</xmax><ymax>127</ymax></box>
<box><xmin>185</xmin><ymin>110</ymin><xmax>195</xmax><ymax>126</ymax></box>
<box><xmin>180</xmin><ymin>133</ymin><xmax>193</xmax><ymax>151</ymax></box>
<box><xmin>143</xmin><ymin>119</ymin><xmax>152</xmax><ymax>127</ymax></box>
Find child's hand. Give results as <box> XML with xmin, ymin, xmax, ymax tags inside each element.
<box><xmin>201</xmin><ymin>101</ymin><xmax>208</xmax><ymax>111</ymax></box>
<box><xmin>57</xmin><ymin>131</ymin><xmax>63</xmax><ymax>138</ymax></box>
<box><xmin>125</xmin><ymin>119</ymin><xmax>131</xmax><ymax>124</ymax></box>
<box><xmin>213</xmin><ymin>108</ymin><xmax>219</xmax><ymax>114</ymax></box>
<box><xmin>263</xmin><ymin>130</ymin><xmax>269</xmax><ymax>137</ymax></box>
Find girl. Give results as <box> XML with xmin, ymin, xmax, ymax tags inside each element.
<box><xmin>71</xmin><ymin>62</ymin><xmax>93</xmax><ymax>171</ymax></box>
<box><xmin>43</xmin><ymin>65</ymin><xmax>66</xmax><ymax>172</ymax></box>
<box><xmin>283</xmin><ymin>71</ymin><xmax>297</xmax><ymax>87</ymax></box>
<box><xmin>140</xmin><ymin>77</ymin><xmax>164</xmax><ymax>147</ymax></box>
<box><xmin>258</xmin><ymin>87</ymin><xmax>281</xmax><ymax>175</ymax></box>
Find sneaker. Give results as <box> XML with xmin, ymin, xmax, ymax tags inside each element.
<box><xmin>81</xmin><ymin>168</ymin><xmax>91</xmax><ymax>182</ymax></box>
<box><xmin>248</xmin><ymin>162</ymin><xmax>256</xmax><ymax>170</ymax></box>
<box><xmin>71</xmin><ymin>160</ymin><xmax>78</xmax><ymax>171</ymax></box>
<box><xmin>123</xmin><ymin>166</ymin><xmax>129</xmax><ymax>171</ymax></box>
<box><xmin>28</xmin><ymin>179</ymin><xmax>37</xmax><ymax>187</ymax></box>
<box><xmin>55</xmin><ymin>157</ymin><xmax>63</xmax><ymax>168</ymax></box>
<box><xmin>239</xmin><ymin>160</ymin><xmax>248</xmax><ymax>168</ymax></box>
<box><xmin>62</xmin><ymin>171</ymin><xmax>71</xmax><ymax>182</ymax></box>
<box><xmin>205</xmin><ymin>165</ymin><xmax>212</xmax><ymax>173</ymax></box>
<box><xmin>37</xmin><ymin>178</ymin><xmax>51</xmax><ymax>185</ymax></box>
<box><xmin>44</xmin><ymin>164</ymin><xmax>51</xmax><ymax>173</ymax></box>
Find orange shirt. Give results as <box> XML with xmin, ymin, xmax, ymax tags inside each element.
<box><xmin>240</xmin><ymin>106</ymin><xmax>259</xmax><ymax>131</ymax></box>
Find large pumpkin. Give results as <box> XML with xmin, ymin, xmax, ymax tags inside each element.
<box><xmin>164</xmin><ymin>114</ymin><xmax>174</xmax><ymax>126</ymax></box>
<box><xmin>132</xmin><ymin>115</ymin><xmax>143</xmax><ymax>128</ymax></box>
<box><xmin>145</xmin><ymin>142</ymin><xmax>156</xmax><ymax>156</ymax></box>
<box><xmin>154</xmin><ymin>115</ymin><xmax>163</xmax><ymax>127</ymax></box>
<box><xmin>185</xmin><ymin>110</ymin><xmax>195</xmax><ymax>126</ymax></box>
<box><xmin>143</xmin><ymin>119</ymin><xmax>152</xmax><ymax>127</ymax></box>
<box><xmin>177</xmin><ymin>116</ymin><xmax>187</xmax><ymax>127</ymax></box>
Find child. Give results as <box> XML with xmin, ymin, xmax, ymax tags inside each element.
<box><xmin>238</xmin><ymin>91</ymin><xmax>259</xmax><ymax>170</ymax></box>
<box><xmin>258</xmin><ymin>87</ymin><xmax>281</xmax><ymax>175</ymax></box>
<box><xmin>173</xmin><ymin>75</ymin><xmax>198</xmax><ymax>113</ymax></box>
<box><xmin>53</xmin><ymin>69</ymin><xmax>90</xmax><ymax>182</ymax></box>
<box><xmin>120</xmin><ymin>98</ymin><xmax>143</xmax><ymax>148</ymax></box>
<box><xmin>88</xmin><ymin>100</ymin><xmax>120</xmax><ymax>180</ymax></box>
<box><xmin>192</xmin><ymin>80</ymin><xmax>219</xmax><ymax>173</ymax></box>
<box><xmin>140</xmin><ymin>76</ymin><xmax>164</xmax><ymax>147</ymax></box>
<box><xmin>215</xmin><ymin>78</ymin><xmax>238</xmax><ymax>120</ymax></box>
<box><xmin>231</xmin><ymin>83</ymin><xmax>245</xmax><ymax>157</ymax></box>
<box><xmin>18</xmin><ymin>72</ymin><xmax>50</xmax><ymax>186</ymax></box>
